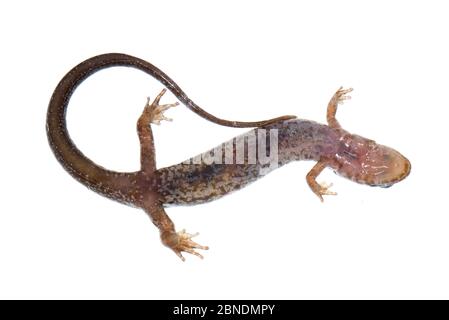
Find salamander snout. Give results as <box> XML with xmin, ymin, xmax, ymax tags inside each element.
<box><xmin>369</xmin><ymin>146</ymin><xmax>411</xmax><ymax>187</ymax></box>
<box><xmin>335</xmin><ymin>134</ymin><xmax>411</xmax><ymax>187</ymax></box>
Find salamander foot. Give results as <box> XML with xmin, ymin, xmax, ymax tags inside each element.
<box><xmin>146</xmin><ymin>88</ymin><xmax>179</xmax><ymax>125</ymax></box>
<box><xmin>161</xmin><ymin>229</ymin><xmax>209</xmax><ymax>261</ymax></box>
<box><xmin>311</xmin><ymin>181</ymin><xmax>337</xmax><ymax>202</ymax></box>
<box><xmin>334</xmin><ymin>86</ymin><xmax>353</xmax><ymax>105</ymax></box>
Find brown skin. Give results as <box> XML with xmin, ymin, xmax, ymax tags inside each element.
<box><xmin>47</xmin><ymin>54</ymin><xmax>411</xmax><ymax>261</ymax></box>
<box><xmin>307</xmin><ymin>87</ymin><xmax>411</xmax><ymax>201</ymax></box>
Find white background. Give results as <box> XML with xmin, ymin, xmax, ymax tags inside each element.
<box><xmin>1</xmin><ymin>0</ymin><xmax>448</xmax><ymax>299</ymax></box>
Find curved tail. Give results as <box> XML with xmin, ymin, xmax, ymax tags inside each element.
<box><xmin>46</xmin><ymin>53</ymin><xmax>295</xmax><ymax>194</ymax></box>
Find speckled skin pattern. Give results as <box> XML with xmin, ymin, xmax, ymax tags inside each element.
<box><xmin>157</xmin><ymin>120</ymin><xmax>335</xmax><ymax>205</ymax></box>
<box><xmin>47</xmin><ymin>53</ymin><xmax>411</xmax><ymax>260</ymax></box>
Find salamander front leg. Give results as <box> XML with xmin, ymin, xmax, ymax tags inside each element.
<box><xmin>326</xmin><ymin>86</ymin><xmax>353</xmax><ymax>129</ymax></box>
<box><xmin>144</xmin><ymin>201</ymin><xmax>209</xmax><ymax>261</ymax></box>
<box><xmin>306</xmin><ymin>159</ymin><xmax>337</xmax><ymax>202</ymax></box>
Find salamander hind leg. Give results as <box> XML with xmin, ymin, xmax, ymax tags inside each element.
<box><xmin>326</xmin><ymin>86</ymin><xmax>353</xmax><ymax>129</ymax></box>
<box><xmin>137</xmin><ymin>89</ymin><xmax>179</xmax><ymax>172</ymax></box>
<box><xmin>143</xmin><ymin>199</ymin><xmax>209</xmax><ymax>261</ymax></box>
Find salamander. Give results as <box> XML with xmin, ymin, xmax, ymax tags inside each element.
<box><xmin>47</xmin><ymin>53</ymin><xmax>411</xmax><ymax>260</ymax></box>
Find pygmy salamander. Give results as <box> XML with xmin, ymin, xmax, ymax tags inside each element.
<box><xmin>47</xmin><ymin>53</ymin><xmax>411</xmax><ymax>260</ymax></box>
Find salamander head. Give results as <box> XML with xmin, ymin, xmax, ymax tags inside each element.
<box><xmin>334</xmin><ymin>133</ymin><xmax>411</xmax><ymax>187</ymax></box>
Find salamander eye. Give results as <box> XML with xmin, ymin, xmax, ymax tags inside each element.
<box><xmin>383</xmin><ymin>154</ymin><xmax>391</xmax><ymax>161</ymax></box>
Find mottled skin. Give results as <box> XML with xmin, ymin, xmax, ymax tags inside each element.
<box><xmin>47</xmin><ymin>54</ymin><xmax>411</xmax><ymax>260</ymax></box>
